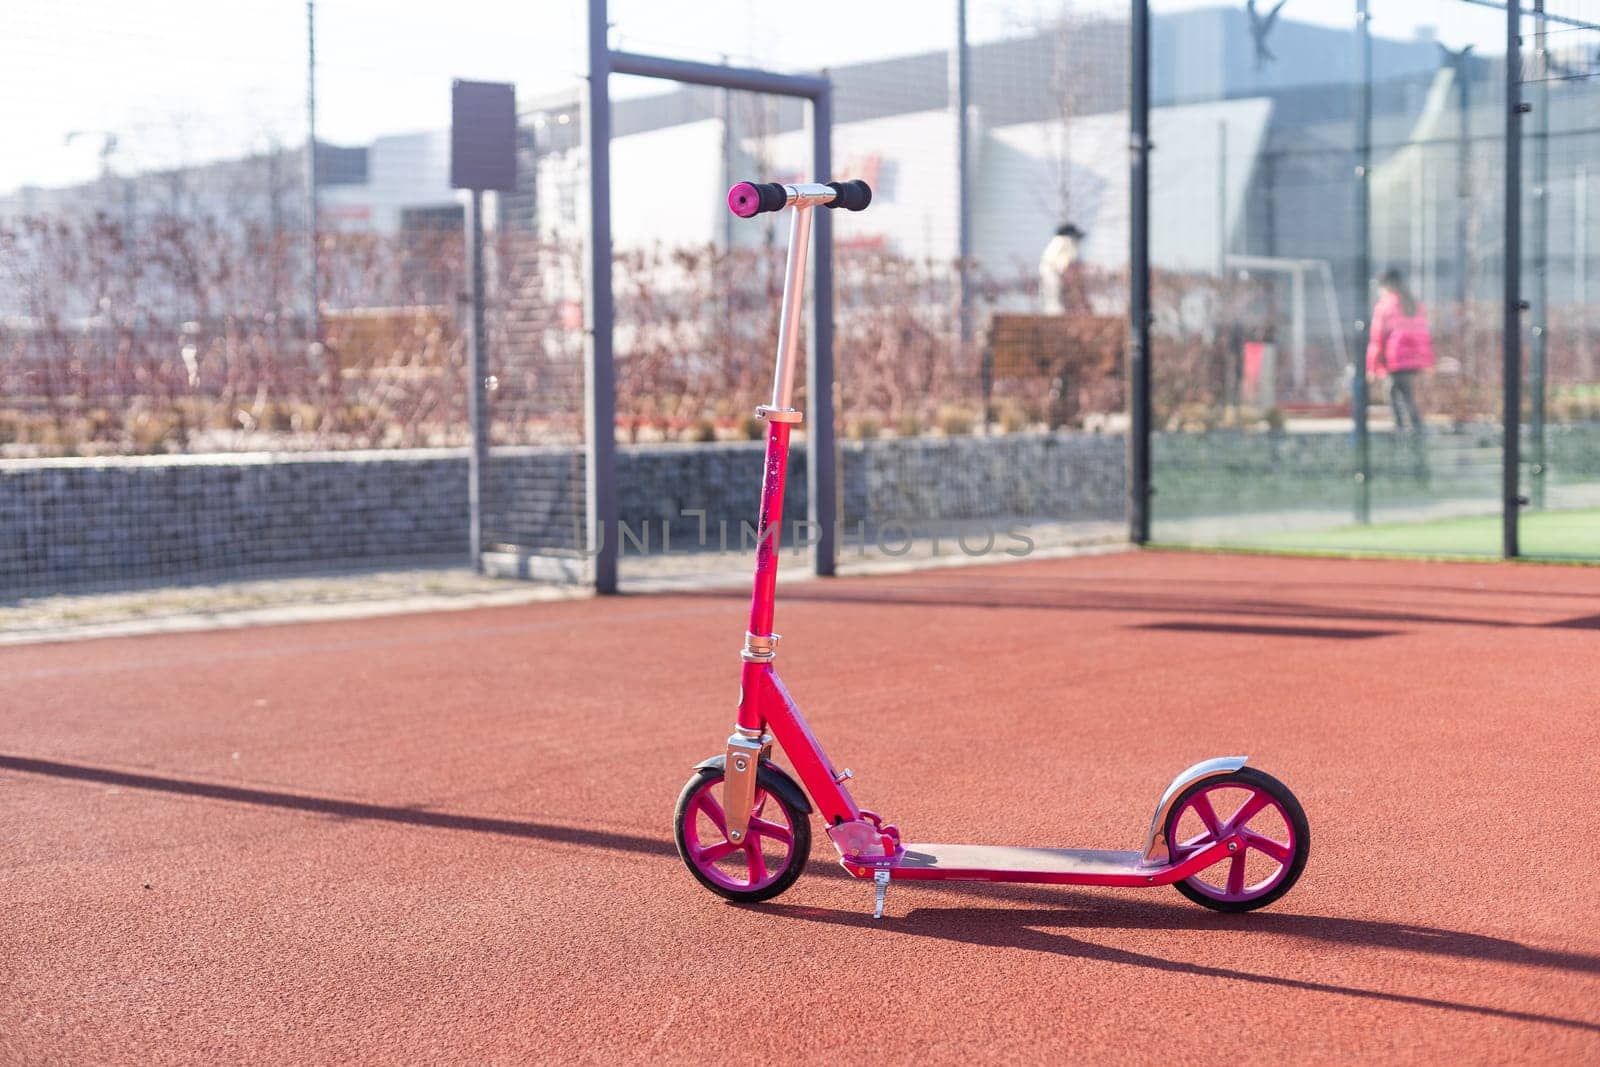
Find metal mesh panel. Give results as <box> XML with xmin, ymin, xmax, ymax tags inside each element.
<box><xmin>480</xmin><ymin>98</ymin><xmax>588</xmax><ymax>579</ymax></box>
<box><xmin>598</xmin><ymin>2</ymin><xmax>1132</xmax><ymax>580</ymax></box>
<box><xmin>8</xmin><ymin>1</ymin><xmax>1600</xmax><ymax>607</ymax></box>
<box><xmin>601</xmin><ymin>82</ymin><xmax>794</xmax><ymax>585</ymax></box>
<box><xmin>0</xmin><ymin>3</ymin><xmax>589</xmax><ymax>598</ymax></box>
<box><xmin>1148</xmin><ymin>0</ymin><xmax>1513</xmax><ymax>556</ymax></box>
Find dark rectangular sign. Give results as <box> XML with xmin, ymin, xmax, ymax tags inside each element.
<box><xmin>451</xmin><ymin>79</ymin><xmax>517</xmax><ymax>191</ymax></box>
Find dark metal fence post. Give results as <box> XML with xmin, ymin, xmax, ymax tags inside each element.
<box><xmin>808</xmin><ymin>88</ymin><xmax>837</xmax><ymax>578</ymax></box>
<box><xmin>1352</xmin><ymin>0</ymin><xmax>1372</xmax><ymax>525</ymax></box>
<box><xmin>953</xmin><ymin>0</ymin><xmax>973</xmax><ymax>363</ymax></box>
<box><xmin>586</xmin><ymin>0</ymin><xmax>620</xmax><ymax>592</ymax></box>
<box><xmin>1128</xmin><ymin>0</ymin><xmax>1152</xmax><ymax>544</ymax></box>
<box><xmin>1453</xmin><ymin>48</ymin><xmax>1472</xmax><ymax>310</ymax></box>
<box><xmin>467</xmin><ymin>189</ymin><xmax>489</xmax><ymax>571</ymax></box>
<box><xmin>1504</xmin><ymin>0</ymin><xmax>1524</xmax><ymax>558</ymax></box>
<box><xmin>1530</xmin><ymin>0</ymin><xmax>1548</xmax><ymax>510</ymax></box>
<box><xmin>305</xmin><ymin>0</ymin><xmax>320</xmax><ymax>343</ymax></box>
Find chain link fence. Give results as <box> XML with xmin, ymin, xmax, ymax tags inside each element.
<box><xmin>1144</xmin><ymin>0</ymin><xmax>1599</xmax><ymax>559</ymax></box>
<box><xmin>4</xmin><ymin>1</ymin><xmax>1598</xmax><ymax>605</ymax></box>
<box><xmin>1</xmin><ymin>2</ymin><xmax>587</xmax><ymax>596</ymax></box>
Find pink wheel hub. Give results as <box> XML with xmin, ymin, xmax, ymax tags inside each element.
<box><xmin>680</xmin><ymin>775</ymin><xmax>797</xmax><ymax>893</ymax></box>
<box><xmin>1170</xmin><ymin>782</ymin><xmax>1298</xmax><ymax>903</ymax></box>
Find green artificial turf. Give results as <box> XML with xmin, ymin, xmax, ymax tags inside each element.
<box><xmin>1234</xmin><ymin>507</ymin><xmax>1600</xmax><ymax>559</ymax></box>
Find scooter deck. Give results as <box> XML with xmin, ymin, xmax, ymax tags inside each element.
<box><xmin>888</xmin><ymin>843</ymin><xmax>1167</xmax><ymax>887</ymax></box>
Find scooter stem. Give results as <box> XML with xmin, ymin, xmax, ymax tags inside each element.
<box><xmin>721</xmin><ymin>178</ymin><xmax>874</xmax><ymax>828</ymax></box>
<box><xmin>742</xmin><ymin>200</ymin><xmax>819</xmax><ymax>650</ymax></box>
<box><xmin>769</xmin><ymin>205</ymin><xmax>813</xmax><ymax>412</ymax></box>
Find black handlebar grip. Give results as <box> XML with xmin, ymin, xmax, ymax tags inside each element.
<box><xmin>824</xmin><ymin>179</ymin><xmax>872</xmax><ymax>212</ymax></box>
<box><xmin>727</xmin><ymin>181</ymin><xmax>789</xmax><ymax>218</ymax></box>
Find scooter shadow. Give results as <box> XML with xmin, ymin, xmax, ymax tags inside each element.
<box><xmin>745</xmin><ymin>892</ymin><xmax>1600</xmax><ymax>1034</ymax></box>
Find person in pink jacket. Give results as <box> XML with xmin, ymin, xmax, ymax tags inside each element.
<box><xmin>1366</xmin><ymin>268</ymin><xmax>1436</xmax><ymax>435</ymax></box>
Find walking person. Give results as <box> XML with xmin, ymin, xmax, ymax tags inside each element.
<box><xmin>1366</xmin><ymin>268</ymin><xmax>1435</xmax><ymax>481</ymax></box>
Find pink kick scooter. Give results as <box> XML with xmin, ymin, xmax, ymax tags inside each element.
<box><xmin>673</xmin><ymin>178</ymin><xmax>1310</xmax><ymax>919</ymax></box>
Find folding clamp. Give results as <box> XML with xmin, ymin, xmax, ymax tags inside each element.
<box><xmin>741</xmin><ymin>631</ymin><xmax>781</xmax><ymax>663</ymax></box>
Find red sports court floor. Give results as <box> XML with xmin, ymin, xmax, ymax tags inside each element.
<box><xmin>2</xmin><ymin>550</ymin><xmax>1598</xmax><ymax>1062</ymax></box>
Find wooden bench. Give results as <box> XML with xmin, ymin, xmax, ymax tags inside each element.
<box><xmin>982</xmin><ymin>313</ymin><xmax>1124</xmax><ymax>428</ymax></box>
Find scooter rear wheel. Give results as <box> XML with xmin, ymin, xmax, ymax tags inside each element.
<box><xmin>1166</xmin><ymin>767</ymin><xmax>1309</xmax><ymax>913</ymax></box>
<box><xmin>674</xmin><ymin>764</ymin><xmax>811</xmax><ymax>903</ymax></box>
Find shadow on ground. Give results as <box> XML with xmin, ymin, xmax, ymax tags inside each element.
<box><xmin>679</xmin><ymin>576</ymin><xmax>1600</xmax><ymax>632</ymax></box>
<box><xmin>755</xmin><ymin>902</ymin><xmax>1600</xmax><ymax>1033</ymax></box>
<box><xmin>6</xmin><ymin>749</ymin><xmax>1597</xmax><ymax>1035</ymax></box>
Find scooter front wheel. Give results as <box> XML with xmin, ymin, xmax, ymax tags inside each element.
<box><xmin>674</xmin><ymin>763</ymin><xmax>811</xmax><ymax>903</ymax></box>
<box><xmin>1166</xmin><ymin>767</ymin><xmax>1309</xmax><ymax>913</ymax></box>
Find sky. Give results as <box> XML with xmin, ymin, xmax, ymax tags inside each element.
<box><xmin>3</xmin><ymin>0</ymin><xmax>1514</xmax><ymax>195</ymax></box>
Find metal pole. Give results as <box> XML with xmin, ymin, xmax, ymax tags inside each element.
<box><xmin>467</xmin><ymin>190</ymin><xmax>490</xmax><ymax>572</ymax></box>
<box><xmin>305</xmin><ymin>0</ymin><xmax>320</xmax><ymax>342</ymax></box>
<box><xmin>1410</xmin><ymin>159</ymin><xmax>1424</xmax><ymax>291</ymax></box>
<box><xmin>718</xmin><ymin>61</ymin><xmax>734</xmax><ymax>252</ymax></box>
<box><xmin>1128</xmin><ymin>0</ymin><xmax>1152</xmax><ymax>544</ymax></box>
<box><xmin>1216</xmin><ymin>121</ymin><xmax>1230</xmax><ymax>409</ymax></box>
<box><xmin>1216</xmin><ymin>121</ymin><xmax>1228</xmax><ymax>276</ymax></box>
<box><xmin>1457</xmin><ymin>56</ymin><xmax>1471</xmax><ymax>312</ymax></box>
<box><xmin>808</xmin><ymin>90</ymin><xmax>837</xmax><ymax>577</ymax></box>
<box><xmin>774</xmin><ymin>209</ymin><xmax>815</xmax><ymax>409</ymax></box>
<box><xmin>586</xmin><ymin>0</ymin><xmax>620</xmax><ymax>592</ymax></box>
<box><xmin>1353</xmin><ymin>0</ymin><xmax>1372</xmax><ymax>524</ymax></box>
<box><xmin>1580</xmin><ymin>166</ymin><xmax>1592</xmax><ymax>381</ymax></box>
<box><xmin>609</xmin><ymin>51</ymin><xmax>827</xmax><ymax>95</ymax></box>
<box><xmin>1291</xmin><ymin>264</ymin><xmax>1307</xmax><ymax>392</ymax></box>
<box><xmin>1530</xmin><ymin>0</ymin><xmax>1548</xmax><ymax>510</ymax></box>
<box><xmin>952</xmin><ymin>0</ymin><xmax>972</xmax><ymax>354</ymax></box>
<box><xmin>1504</xmin><ymin>0</ymin><xmax>1524</xmax><ymax>558</ymax></box>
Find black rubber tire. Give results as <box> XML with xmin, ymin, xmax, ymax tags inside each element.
<box><xmin>1169</xmin><ymin>767</ymin><xmax>1309</xmax><ymax>913</ymax></box>
<box><xmin>674</xmin><ymin>763</ymin><xmax>811</xmax><ymax>904</ymax></box>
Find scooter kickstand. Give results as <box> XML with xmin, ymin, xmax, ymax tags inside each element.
<box><xmin>872</xmin><ymin>868</ymin><xmax>891</xmax><ymax>920</ymax></box>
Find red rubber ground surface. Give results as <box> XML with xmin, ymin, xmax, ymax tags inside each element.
<box><xmin>3</xmin><ymin>550</ymin><xmax>1599</xmax><ymax>1064</ymax></box>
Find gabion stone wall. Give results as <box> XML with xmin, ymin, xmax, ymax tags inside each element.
<box><xmin>484</xmin><ymin>447</ymin><xmax>588</xmax><ymax>553</ymax></box>
<box><xmin>13</xmin><ymin>425</ymin><xmax>1595</xmax><ymax>595</ymax></box>
<box><xmin>0</xmin><ymin>432</ymin><xmax>1131</xmax><ymax>595</ymax></box>
<box><xmin>0</xmin><ymin>450</ymin><xmax>470</xmax><ymax>595</ymax></box>
<box><xmin>847</xmin><ymin>434</ymin><xmax>1127</xmax><ymax>525</ymax></box>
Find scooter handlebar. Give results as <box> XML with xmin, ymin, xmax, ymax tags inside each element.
<box><xmin>727</xmin><ymin>179</ymin><xmax>873</xmax><ymax>218</ymax></box>
<box><xmin>825</xmin><ymin>179</ymin><xmax>872</xmax><ymax>212</ymax></box>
